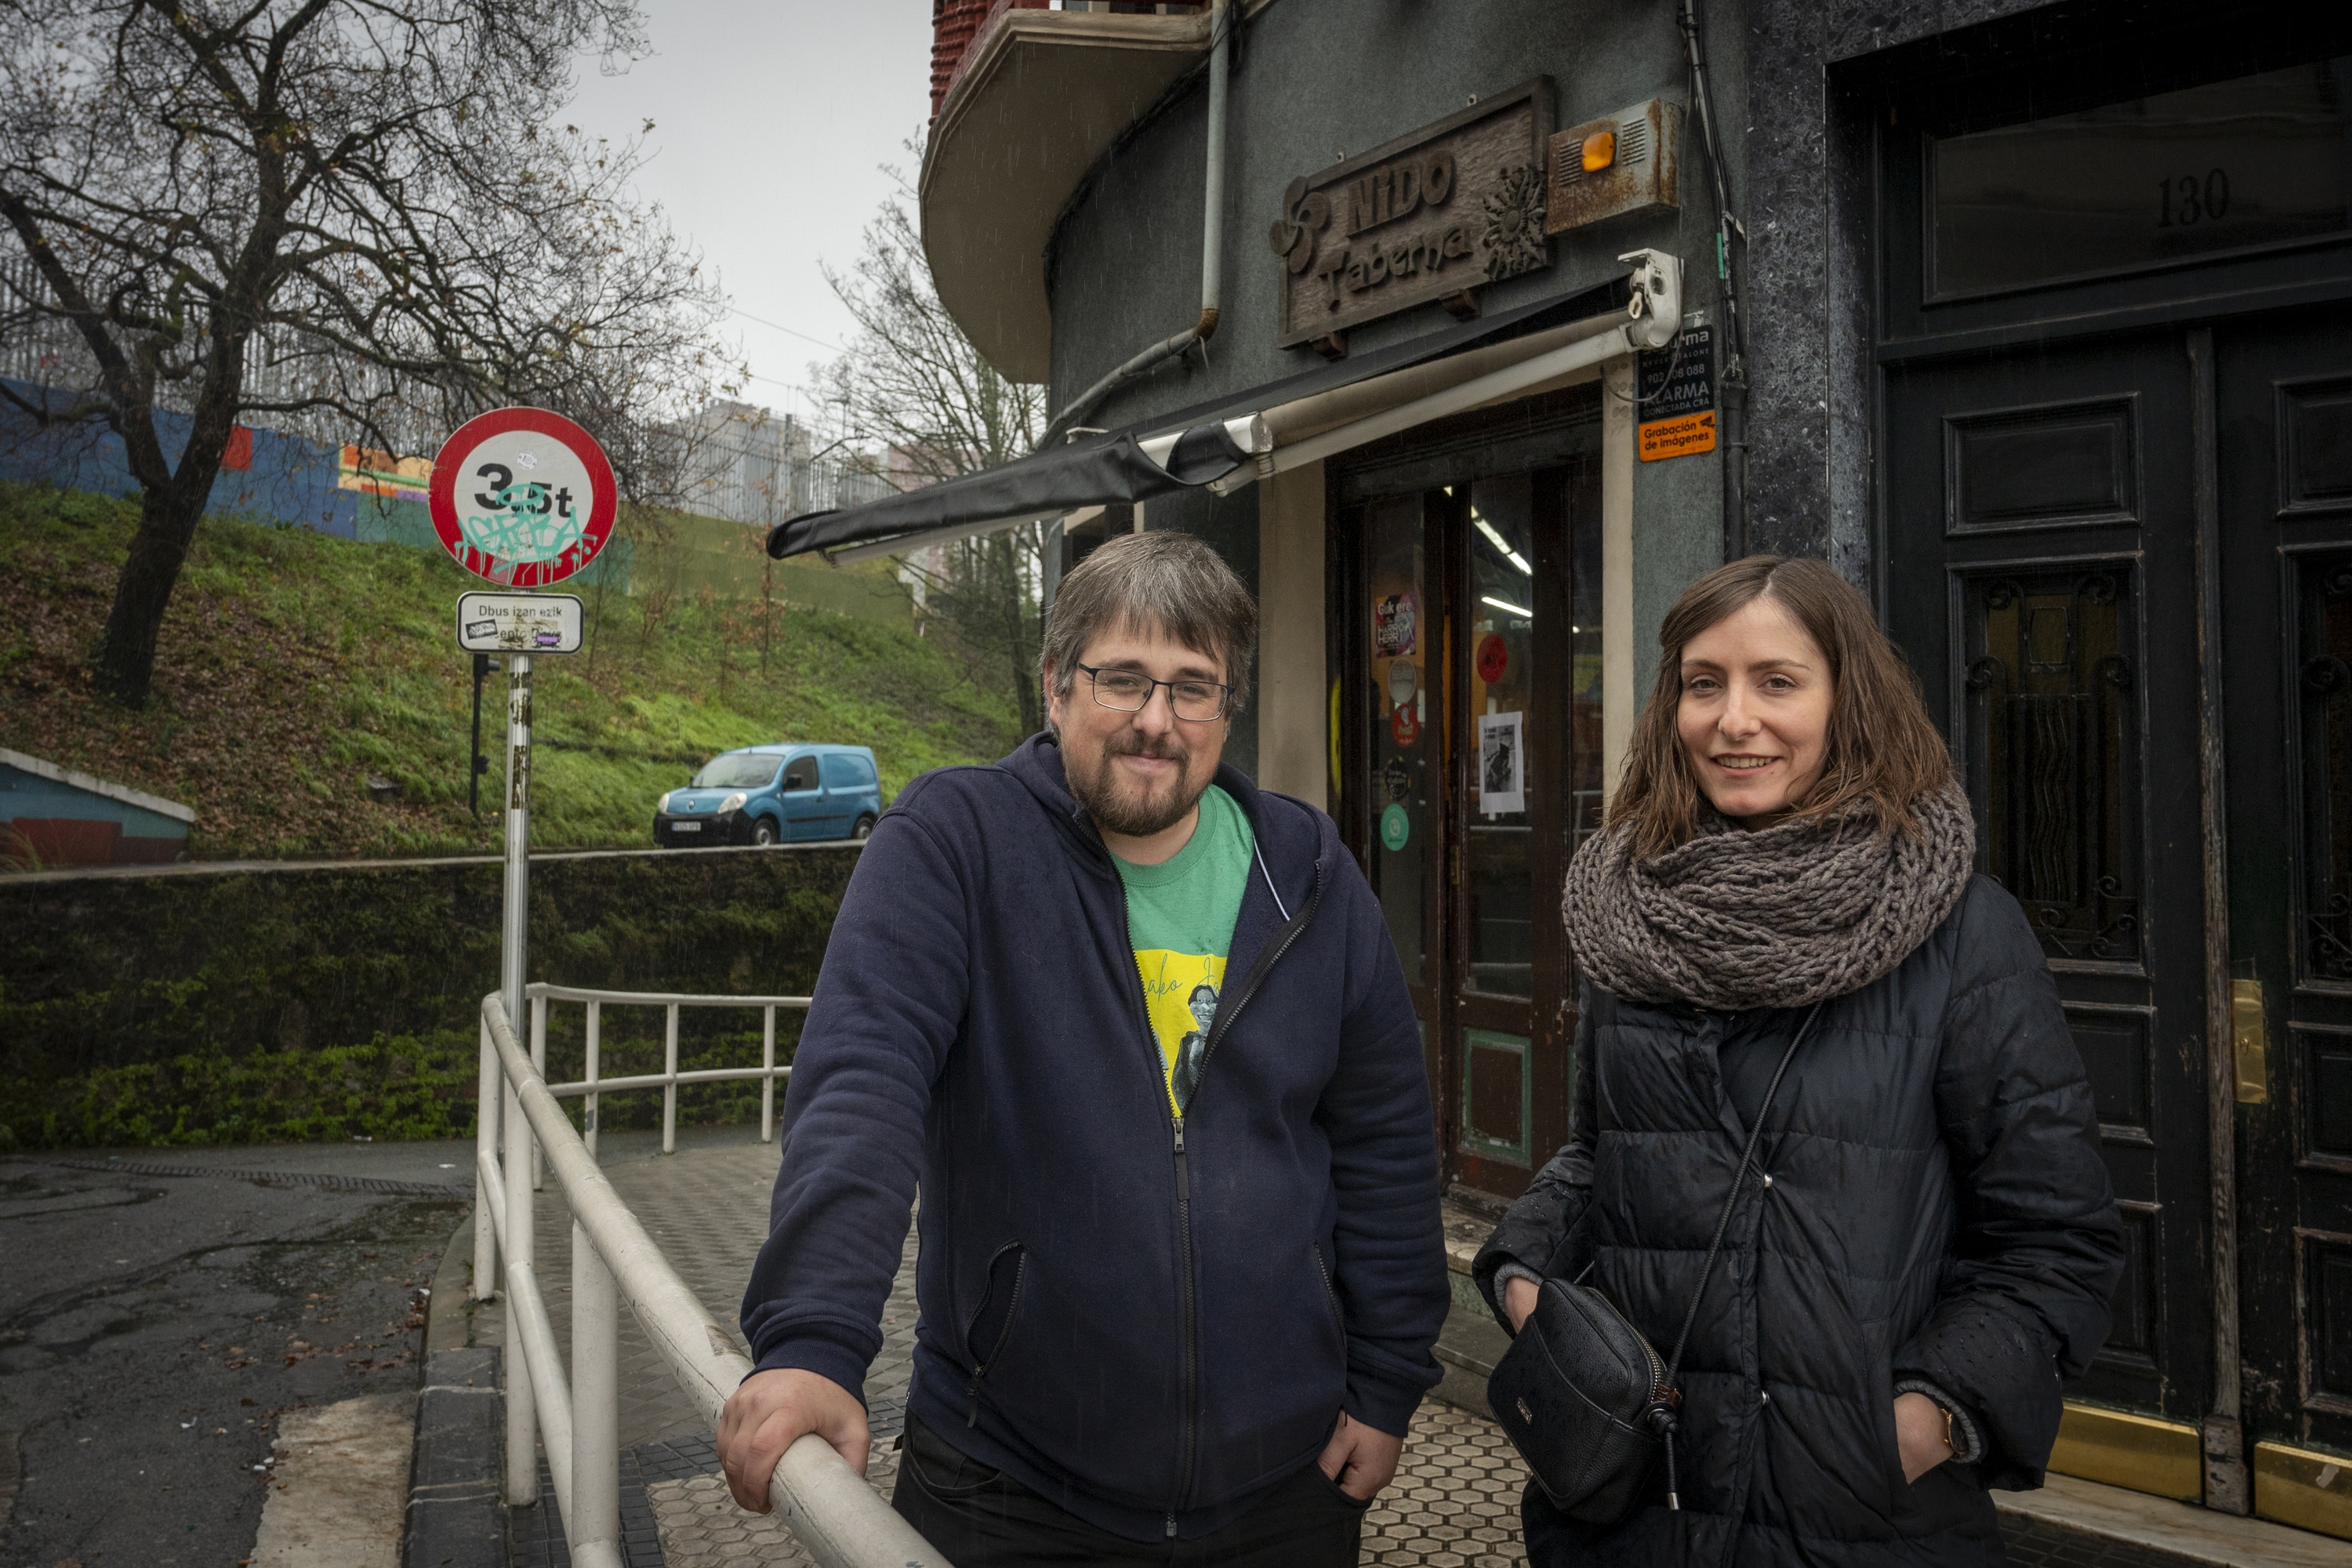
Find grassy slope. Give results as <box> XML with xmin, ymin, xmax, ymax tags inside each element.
<box><xmin>0</xmin><ymin>481</ymin><xmax>1022</xmax><ymax>859</ymax></box>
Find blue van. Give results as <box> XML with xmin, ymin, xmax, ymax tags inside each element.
<box><xmin>652</xmin><ymin>744</ymin><xmax>884</xmax><ymax>848</ymax></box>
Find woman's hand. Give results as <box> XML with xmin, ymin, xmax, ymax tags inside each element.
<box><xmin>1504</xmin><ymin>1275</ymin><xmax>1540</xmax><ymax>1331</ymax></box>
<box><xmin>1893</xmin><ymin>1391</ymin><xmax>1952</xmax><ymax>1483</ymax></box>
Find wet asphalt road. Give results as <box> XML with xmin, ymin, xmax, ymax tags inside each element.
<box><xmin>0</xmin><ymin>1155</ymin><xmax>465</xmax><ymax>1568</ymax></box>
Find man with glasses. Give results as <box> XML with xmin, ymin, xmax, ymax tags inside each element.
<box><xmin>719</xmin><ymin>531</ymin><xmax>1447</xmax><ymax>1566</ymax></box>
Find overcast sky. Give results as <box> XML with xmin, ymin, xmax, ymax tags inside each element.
<box><xmin>562</xmin><ymin>3</ymin><xmax>935</xmax><ymax>427</ymax></box>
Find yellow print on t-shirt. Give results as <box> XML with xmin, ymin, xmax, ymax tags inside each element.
<box><xmin>1134</xmin><ymin>949</ymin><xmax>1226</xmax><ymax>1114</ymax></box>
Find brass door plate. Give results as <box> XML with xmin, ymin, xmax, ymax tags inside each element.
<box><xmin>2233</xmin><ymin>978</ymin><xmax>2269</xmax><ymax>1105</ymax></box>
<box><xmin>2049</xmin><ymin>1403</ymin><xmax>2203</xmax><ymax>1501</ymax></box>
<box><xmin>2255</xmin><ymin>1440</ymin><xmax>2352</xmax><ymax>1541</ymax></box>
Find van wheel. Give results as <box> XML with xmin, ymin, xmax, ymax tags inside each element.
<box><xmin>751</xmin><ymin>818</ymin><xmax>778</xmax><ymax>847</ymax></box>
<box><xmin>851</xmin><ymin>815</ymin><xmax>877</xmax><ymax>841</ymax></box>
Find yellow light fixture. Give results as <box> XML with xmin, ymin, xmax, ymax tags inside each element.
<box><xmin>1581</xmin><ymin>129</ymin><xmax>1617</xmax><ymax>173</ymax></box>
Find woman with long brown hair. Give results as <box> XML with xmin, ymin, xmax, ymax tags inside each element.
<box><xmin>1475</xmin><ymin>556</ymin><xmax>2123</xmax><ymax>1566</ymax></box>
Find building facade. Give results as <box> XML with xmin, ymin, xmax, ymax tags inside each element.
<box><xmin>900</xmin><ymin>0</ymin><xmax>2352</xmax><ymax>1533</ymax></box>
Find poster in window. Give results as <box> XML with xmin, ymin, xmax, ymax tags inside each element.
<box><xmin>1374</xmin><ymin>592</ymin><xmax>1417</xmax><ymax>658</ymax></box>
<box><xmin>1478</xmin><ymin>711</ymin><xmax>1525</xmax><ymax>815</ymax></box>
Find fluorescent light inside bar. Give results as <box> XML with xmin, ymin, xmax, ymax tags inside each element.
<box><xmin>1472</xmin><ymin>510</ymin><xmax>1533</xmax><ymax>575</ymax></box>
<box><xmin>1481</xmin><ymin>593</ymin><xmax>1534</xmax><ymax>619</ymax></box>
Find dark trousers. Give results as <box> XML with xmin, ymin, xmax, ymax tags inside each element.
<box><xmin>890</xmin><ymin>1415</ymin><xmax>1370</xmax><ymax>1566</ymax></box>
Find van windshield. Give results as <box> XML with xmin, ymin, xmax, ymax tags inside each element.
<box><xmin>691</xmin><ymin>754</ymin><xmax>781</xmax><ymax>789</ymax></box>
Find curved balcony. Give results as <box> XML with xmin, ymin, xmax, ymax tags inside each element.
<box><xmin>920</xmin><ymin>3</ymin><xmax>1215</xmax><ymax>383</ymax></box>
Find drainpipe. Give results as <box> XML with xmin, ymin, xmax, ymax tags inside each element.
<box><xmin>1038</xmin><ymin>0</ymin><xmax>1230</xmax><ymax>451</ymax></box>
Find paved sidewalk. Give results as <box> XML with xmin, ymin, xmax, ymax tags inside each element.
<box><xmin>478</xmin><ymin>1131</ymin><xmax>2275</xmax><ymax>1568</ymax></box>
<box><xmin>479</xmin><ymin>1131</ymin><xmax>1526</xmax><ymax>1566</ymax></box>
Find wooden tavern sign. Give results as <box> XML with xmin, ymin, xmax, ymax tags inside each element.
<box><xmin>1269</xmin><ymin>78</ymin><xmax>1554</xmax><ymax>356</ymax></box>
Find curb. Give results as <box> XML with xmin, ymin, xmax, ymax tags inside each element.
<box><xmin>21</xmin><ymin>1156</ymin><xmax>470</xmax><ymax>1197</ymax></box>
<box><xmin>405</xmin><ymin>1210</ymin><xmax>505</xmax><ymax>1568</ymax></box>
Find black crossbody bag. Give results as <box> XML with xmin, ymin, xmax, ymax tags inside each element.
<box><xmin>1487</xmin><ymin>1001</ymin><xmax>1824</xmax><ymax>1524</ymax></box>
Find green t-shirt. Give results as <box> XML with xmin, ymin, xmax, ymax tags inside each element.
<box><xmin>1111</xmin><ymin>784</ymin><xmax>1256</xmax><ymax>1116</ymax></box>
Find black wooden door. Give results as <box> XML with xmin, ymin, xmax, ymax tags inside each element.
<box><xmin>2217</xmin><ymin>302</ymin><xmax>2352</xmax><ymax>1461</ymax></box>
<box><xmin>1882</xmin><ymin>332</ymin><xmax>2214</xmax><ymax>1425</ymax></box>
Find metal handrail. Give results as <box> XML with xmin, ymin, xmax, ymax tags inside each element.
<box><xmin>523</xmin><ymin>980</ymin><xmax>811</xmax><ymax>1156</ymax></box>
<box><xmin>474</xmin><ymin>990</ymin><xmax>949</xmax><ymax>1568</ymax></box>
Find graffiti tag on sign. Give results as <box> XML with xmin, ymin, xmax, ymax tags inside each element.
<box><xmin>428</xmin><ymin>408</ymin><xmax>617</xmax><ymax>586</ymax></box>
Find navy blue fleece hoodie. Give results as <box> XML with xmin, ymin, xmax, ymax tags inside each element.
<box><xmin>741</xmin><ymin>735</ymin><xmax>1446</xmax><ymax>1541</ymax></box>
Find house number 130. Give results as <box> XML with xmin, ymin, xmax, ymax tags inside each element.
<box><xmin>2156</xmin><ymin>169</ymin><xmax>2231</xmax><ymax>227</ymax></box>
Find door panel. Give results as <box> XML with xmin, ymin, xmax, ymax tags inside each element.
<box><xmin>1885</xmin><ymin>333</ymin><xmax>2211</xmax><ymax>1421</ymax></box>
<box><xmin>778</xmin><ymin>755</ymin><xmax>827</xmax><ymax>839</ymax></box>
<box><xmin>2217</xmin><ymin>305</ymin><xmax>2352</xmax><ymax>1463</ymax></box>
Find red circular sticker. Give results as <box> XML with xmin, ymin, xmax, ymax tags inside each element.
<box><xmin>428</xmin><ymin>407</ymin><xmax>618</xmax><ymax>586</ymax></box>
<box><xmin>1390</xmin><ymin>702</ymin><xmax>1420</xmax><ymax>748</ymax></box>
<box><xmin>1476</xmin><ymin>633</ymin><xmax>1509</xmax><ymax>684</ymax></box>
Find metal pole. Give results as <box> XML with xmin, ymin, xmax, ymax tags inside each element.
<box><xmin>530</xmin><ymin>992</ymin><xmax>547</xmax><ymax>1192</ymax></box>
<box><xmin>583</xmin><ymin>1000</ymin><xmax>601</xmax><ymax>1160</ymax></box>
<box><xmin>572</xmin><ymin>1221</ymin><xmax>621</xmax><ymax>1562</ymax></box>
<box><xmin>761</xmin><ymin>1006</ymin><xmax>777</xmax><ymax>1144</ymax></box>
<box><xmin>474</xmin><ymin>1018</ymin><xmax>499</xmax><ymax>1302</ymax></box>
<box><xmin>502</xmin><ymin>653</ymin><xmax>533</xmax><ymax>1047</ymax></box>
<box><xmin>499</xmin><ymin>654</ymin><xmax>539</xmax><ymax>1503</ymax></box>
<box><xmin>662</xmin><ymin>1003</ymin><xmax>680</xmax><ymax>1155</ymax></box>
<box><xmin>504</xmin><ymin>1069</ymin><xmax>539</xmax><ymax>1508</ymax></box>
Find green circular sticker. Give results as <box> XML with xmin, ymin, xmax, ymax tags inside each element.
<box><xmin>1380</xmin><ymin>802</ymin><xmax>1411</xmax><ymax>851</ymax></box>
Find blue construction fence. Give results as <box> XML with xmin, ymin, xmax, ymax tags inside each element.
<box><xmin>0</xmin><ymin>376</ymin><xmax>630</xmax><ymax>587</ymax></box>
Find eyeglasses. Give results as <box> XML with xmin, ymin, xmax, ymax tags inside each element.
<box><xmin>1076</xmin><ymin>662</ymin><xmax>1232</xmax><ymax>722</ymax></box>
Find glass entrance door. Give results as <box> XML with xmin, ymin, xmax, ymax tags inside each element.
<box><xmin>1341</xmin><ymin>459</ymin><xmax>1602</xmax><ymax>1205</ymax></box>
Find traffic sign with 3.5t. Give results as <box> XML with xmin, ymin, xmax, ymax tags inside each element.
<box><xmin>429</xmin><ymin>407</ymin><xmax>617</xmax><ymax>586</ymax></box>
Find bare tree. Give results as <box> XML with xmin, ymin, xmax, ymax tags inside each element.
<box><xmin>0</xmin><ymin>0</ymin><xmax>732</xmax><ymax>704</ymax></box>
<box><xmin>822</xmin><ymin>162</ymin><xmax>1048</xmax><ymax>734</ymax></box>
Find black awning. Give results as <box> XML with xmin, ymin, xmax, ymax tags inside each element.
<box><xmin>767</xmin><ymin>274</ymin><xmax>1632</xmax><ymax>561</ymax></box>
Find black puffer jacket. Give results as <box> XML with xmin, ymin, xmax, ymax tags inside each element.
<box><xmin>1474</xmin><ymin>877</ymin><xmax>2123</xmax><ymax>1567</ymax></box>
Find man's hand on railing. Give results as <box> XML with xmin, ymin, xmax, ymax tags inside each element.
<box><xmin>717</xmin><ymin>1367</ymin><xmax>870</xmax><ymax>1513</ymax></box>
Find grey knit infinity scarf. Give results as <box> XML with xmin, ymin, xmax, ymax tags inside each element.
<box><xmin>1563</xmin><ymin>782</ymin><xmax>1977</xmax><ymax>1010</ymax></box>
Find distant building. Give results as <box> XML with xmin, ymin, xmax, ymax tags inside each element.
<box><xmin>0</xmin><ymin>748</ymin><xmax>193</xmax><ymax>869</ymax></box>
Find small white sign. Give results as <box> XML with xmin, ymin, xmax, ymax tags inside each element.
<box><xmin>1478</xmin><ymin>710</ymin><xmax>1526</xmax><ymax>816</ymax></box>
<box><xmin>456</xmin><ymin>591</ymin><xmax>584</xmax><ymax>654</ymax></box>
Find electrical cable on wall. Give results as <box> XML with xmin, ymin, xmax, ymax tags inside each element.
<box><xmin>1677</xmin><ymin>0</ymin><xmax>1753</xmax><ymax>558</ymax></box>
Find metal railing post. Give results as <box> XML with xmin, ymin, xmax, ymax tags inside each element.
<box><xmin>474</xmin><ymin>1018</ymin><xmax>499</xmax><ymax>1302</ymax></box>
<box><xmin>571</xmin><ymin>1220</ymin><xmax>621</xmax><ymax>1563</ymax></box>
<box><xmin>504</xmin><ymin>1070</ymin><xmax>539</xmax><ymax>1507</ymax></box>
<box><xmin>662</xmin><ymin>1002</ymin><xmax>680</xmax><ymax>1155</ymax></box>
<box><xmin>761</xmin><ymin>1006</ymin><xmax>777</xmax><ymax>1144</ymax></box>
<box><xmin>583</xmin><ymin>1000</ymin><xmax>601</xmax><ymax>1160</ymax></box>
<box><xmin>481</xmin><ymin>993</ymin><xmax>947</xmax><ymax>1568</ymax></box>
<box><xmin>530</xmin><ymin>991</ymin><xmax>548</xmax><ymax>1192</ymax></box>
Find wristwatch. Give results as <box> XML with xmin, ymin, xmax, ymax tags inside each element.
<box><xmin>1940</xmin><ymin>1403</ymin><xmax>1955</xmax><ymax>1452</ymax></box>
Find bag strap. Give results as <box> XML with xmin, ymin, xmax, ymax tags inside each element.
<box><xmin>1661</xmin><ymin>1000</ymin><xmax>1826</xmax><ymax>1383</ymax></box>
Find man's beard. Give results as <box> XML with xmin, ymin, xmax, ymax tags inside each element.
<box><xmin>1072</xmin><ymin>733</ymin><xmax>1207</xmax><ymax>838</ymax></box>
